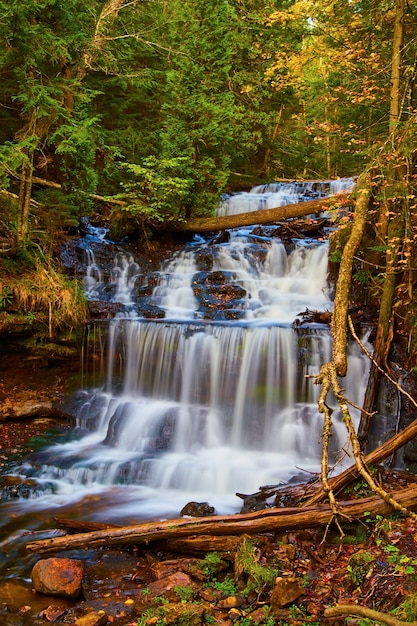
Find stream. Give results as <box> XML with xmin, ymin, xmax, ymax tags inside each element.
<box><xmin>0</xmin><ymin>178</ymin><xmax>369</xmax><ymax>587</ymax></box>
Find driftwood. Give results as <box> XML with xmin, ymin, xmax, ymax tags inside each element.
<box><xmin>26</xmin><ymin>485</ymin><xmax>417</xmax><ymax>554</ymax></box>
<box><xmin>324</xmin><ymin>604</ymin><xmax>416</xmax><ymax>626</ymax></box>
<box><xmin>173</xmin><ymin>195</ymin><xmax>346</xmax><ymax>233</ymax></box>
<box><xmin>53</xmin><ymin>517</ymin><xmax>255</xmax><ymax>554</ymax></box>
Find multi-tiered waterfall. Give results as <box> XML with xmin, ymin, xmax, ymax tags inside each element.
<box><xmin>1</xmin><ymin>179</ymin><xmax>367</xmax><ymax>526</ymax></box>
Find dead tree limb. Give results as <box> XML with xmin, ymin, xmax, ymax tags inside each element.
<box><xmin>324</xmin><ymin>604</ymin><xmax>416</xmax><ymax>626</ymax></box>
<box><xmin>304</xmin><ymin>317</ymin><xmax>417</xmax><ymax>505</ymax></box>
<box><xmin>26</xmin><ymin>485</ymin><xmax>417</xmax><ymax>554</ymax></box>
<box><xmin>306</xmin><ymin>412</ymin><xmax>417</xmax><ymax>505</ymax></box>
<box><xmin>173</xmin><ymin>195</ymin><xmax>348</xmax><ymax>233</ymax></box>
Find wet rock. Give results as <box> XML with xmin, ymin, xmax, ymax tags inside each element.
<box><xmin>191</xmin><ymin>271</ymin><xmax>247</xmax><ymax>320</ymax></box>
<box><xmin>217</xmin><ymin>595</ymin><xmax>244</xmax><ymax>609</ymax></box>
<box><xmin>151</xmin><ymin>559</ymin><xmax>186</xmax><ymax>580</ymax></box>
<box><xmin>87</xmin><ymin>300</ymin><xmax>123</xmax><ymax>318</ymax></box>
<box><xmin>210</xmin><ymin>230</ymin><xmax>230</xmax><ymax>245</ymax></box>
<box><xmin>73</xmin><ymin>610</ymin><xmax>108</xmax><ymax>625</ymax></box>
<box><xmin>0</xmin><ymin>399</ymin><xmax>63</xmax><ymax>422</ymax></box>
<box><xmin>136</xmin><ymin>571</ymin><xmax>197</xmax><ymax>607</ymax></box>
<box><xmin>135</xmin><ymin>284</ymin><xmax>154</xmax><ymax>297</ymax></box>
<box><xmin>199</xmin><ymin>587</ymin><xmax>224</xmax><ymax>602</ymax></box>
<box><xmin>237</xmin><ymin>493</ymin><xmax>269</xmax><ymax>513</ymax></box>
<box><xmin>246</xmin><ymin>607</ymin><xmax>270</xmax><ymax>623</ymax></box>
<box><xmin>269</xmin><ymin>576</ymin><xmax>304</xmax><ymax>609</ymax></box>
<box><xmin>31</xmin><ymin>557</ymin><xmax>84</xmax><ymax>599</ymax></box>
<box><xmin>0</xmin><ymin>476</ymin><xmax>40</xmax><ymax>499</ymax></box>
<box><xmin>228</xmin><ymin>607</ymin><xmax>243</xmax><ymax>621</ymax></box>
<box><xmin>154</xmin><ymin>601</ymin><xmax>206</xmax><ymax>626</ymax></box>
<box><xmin>180</xmin><ymin>501</ymin><xmax>216</xmax><ymax>517</ymax></box>
<box><xmin>134</xmin><ymin>272</ymin><xmax>160</xmax><ymax>298</ymax></box>
<box><xmin>136</xmin><ymin>301</ymin><xmax>165</xmax><ymax>319</ymax></box>
<box><xmin>39</xmin><ymin>605</ymin><xmax>68</xmax><ymax>622</ymax></box>
<box><xmin>194</xmin><ymin>250</ymin><xmax>215</xmax><ymax>271</ymax></box>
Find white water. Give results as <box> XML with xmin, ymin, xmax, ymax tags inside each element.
<box><xmin>218</xmin><ymin>177</ymin><xmax>356</xmax><ymax>216</ymax></box>
<box><xmin>3</xmin><ymin>179</ymin><xmax>369</xmax><ymax>524</ymax></box>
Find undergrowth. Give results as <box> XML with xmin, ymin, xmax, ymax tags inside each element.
<box><xmin>0</xmin><ymin>254</ymin><xmax>86</xmax><ymax>336</ymax></box>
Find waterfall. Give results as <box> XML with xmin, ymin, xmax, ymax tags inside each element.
<box><xmin>218</xmin><ymin>177</ymin><xmax>356</xmax><ymax>216</ymax></box>
<box><xmin>2</xmin><ymin>179</ymin><xmax>370</xmax><ymax>523</ymax></box>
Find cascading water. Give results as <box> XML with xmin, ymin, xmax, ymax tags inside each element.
<box><xmin>1</xmin><ymin>179</ymin><xmax>368</xmax><ymax>528</ymax></box>
<box><xmin>218</xmin><ymin>177</ymin><xmax>356</xmax><ymax>216</ymax></box>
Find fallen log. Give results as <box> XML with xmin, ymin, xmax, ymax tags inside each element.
<box><xmin>173</xmin><ymin>195</ymin><xmax>348</xmax><ymax>233</ymax></box>
<box><xmin>21</xmin><ymin>175</ymin><xmax>351</xmax><ymax>232</ymax></box>
<box><xmin>26</xmin><ymin>485</ymin><xmax>417</xmax><ymax>554</ymax></box>
<box><xmin>156</xmin><ymin>535</ymin><xmax>244</xmax><ymax>555</ymax></box>
<box><xmin>54</xmin><ymin>518</ymin><xmax>257</xmax><ymax>554</ymax></box>
<box><xmin>54</xmin><ymin>518</ymin><xmax>119</xmax><ymax>533</ymax></box>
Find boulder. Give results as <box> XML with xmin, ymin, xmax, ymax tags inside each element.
<box><xmin>180</xmin><ymin>501</ymin><xmax>216</xmax><ymax>517</ymax></box>
<box><xmin>31</xmin><ymin>557</ymin><xmax>84</xmax><ymax>598</ymax></box>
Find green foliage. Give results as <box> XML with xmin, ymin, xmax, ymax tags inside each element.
<box><xmin>234</xmin><ymin>538</ymin><xmax>278</xmax><ymax>597</ymax></box>
<box><xmin>0</xmin><ymin>0</ymin><xmax>415</xmax><ymax>234</ymax></box>
<box><xmin>174</xmin><ymin>585</ymin><xmax>195</xmax><ymax>602</ymax></box>
<box><xmin>353</xmin><ymin>269</ymin><xmax>369</xmax><ymax>285</ymax></box>
<box><xmin>154</xmin><ymin>0</ymin><xmax>236</xmax><ymax>218</ymax></box>
<box><xmin>137</xmin><ymin>609</ymin><xmax>165</xmax><ymax>626</ymax></box>
<box><xmin>384</xmin><ymin>543</ymin><xmax>417</xmax><ymax>577</ymax></box>
<box><xmin>201</xmin><ymin>552</ymin><xmax>224</xmax><ymax>578</ymax></box>
<box><xmin>393</xmin><ymin>593</ymin><xmax>417</xmax><ymax>621</ymax></box>
<box><xmin>118</xmin><ymin>156</ymin><xmax>194</xmax><ymax>222</ymax></box>
<box><xmin>210</xmin><ymin>576</ymin><xmax>238</xmax><ymax>596</ymax></box>
<box><xmin>0</xmin><ymin>286</ymin><xmax>13</xmax><ymax>309</ymax></box>
<box><xmin>329</xmin><ymin>249</ymin><xmax>342</xmax><ymax>264</ymax></box>
<box><xmin>346</xmin><ymin>551</ymin><xmax>375</xmax><ymax>589</ymax></box>
<box><xmin>34</xmin><ymin>189</ymin><xmax>92</xmax><ymax>234</ymax></box>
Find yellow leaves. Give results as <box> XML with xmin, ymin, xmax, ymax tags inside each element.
<box><xmin>266</xmin><ymin>0</ymin><xmax>310</xmax><ymax>26</ymax></box>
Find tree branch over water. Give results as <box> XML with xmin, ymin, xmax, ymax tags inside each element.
<box><xmin>172</xmin><ymin>195</ymin><xmax>347</xmax><ymax>232</ymax></box>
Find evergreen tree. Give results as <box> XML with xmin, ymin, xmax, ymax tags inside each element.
<box><xmin>120</xmin><ymin>0</ymin><xmax>236</xmax><ymax>220</ymax></box>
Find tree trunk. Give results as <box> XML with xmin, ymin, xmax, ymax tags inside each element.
<box><xmin>15</xmin><ymin>156</ymin><xmax>34</xmax><ymax>249</ymax></box>
<box><xmin>331</xmin><ymin>177</ymin><xmax>370</xmax><ymax>376</ymax></box>
<box><xmin>357</xmin><ymin>0</ymin><xmax>407</xmax><ymax>446</ymax></box>
<box><xmin>358</xmin><ymin>196</ymin><xmax>404</xmax><ymax>445</ymax></box>
<box><xmin>26</xmin><ymin>486</ymin><xmax>417</xmax><ymax>554</ymax></box>
<box><xmin>15</xmin><ymin>105</ymin><xmax>38</xmax><ymax>249</ymax></box>
<box><xmin>389</xmin><ymin>0</ymin><xmax>407</xmax><ymax>137</ymax></box>
<box><xmin>172</xmin><ymin>194</ymin><xmax>348</xmax><ymax>233</ymax></box>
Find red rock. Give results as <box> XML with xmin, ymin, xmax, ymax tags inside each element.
<box><xmin>31</xmin><ymin>558</ymin><xmax>84</xmax><ymax>598</ymax></box>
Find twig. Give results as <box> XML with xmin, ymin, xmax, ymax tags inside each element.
<box><xmin>348</xmin><ymin>315</ymin><xmax>417</xmax><ymax>410</ymax></box>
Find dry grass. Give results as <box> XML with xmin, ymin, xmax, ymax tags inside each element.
<box><xmin>1</xmin><ymin>260</ymin><xmax>87</xmax><ymax>337</ymax></box>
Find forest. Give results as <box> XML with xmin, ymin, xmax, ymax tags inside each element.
<box><xmin>0</xmin><ymin>0</ymin><xmax>414</xmax><ymax>241</ymax></box>
<box><xmin>1</xmin><ymin>1</ymin><xmax>417</xmax><ymax>625</ymax></box>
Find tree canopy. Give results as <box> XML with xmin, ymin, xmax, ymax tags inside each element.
<box><xmin>0</xmin><ymin>0</ymin><xmax>415</xmax><ymax>242</ymax></box>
